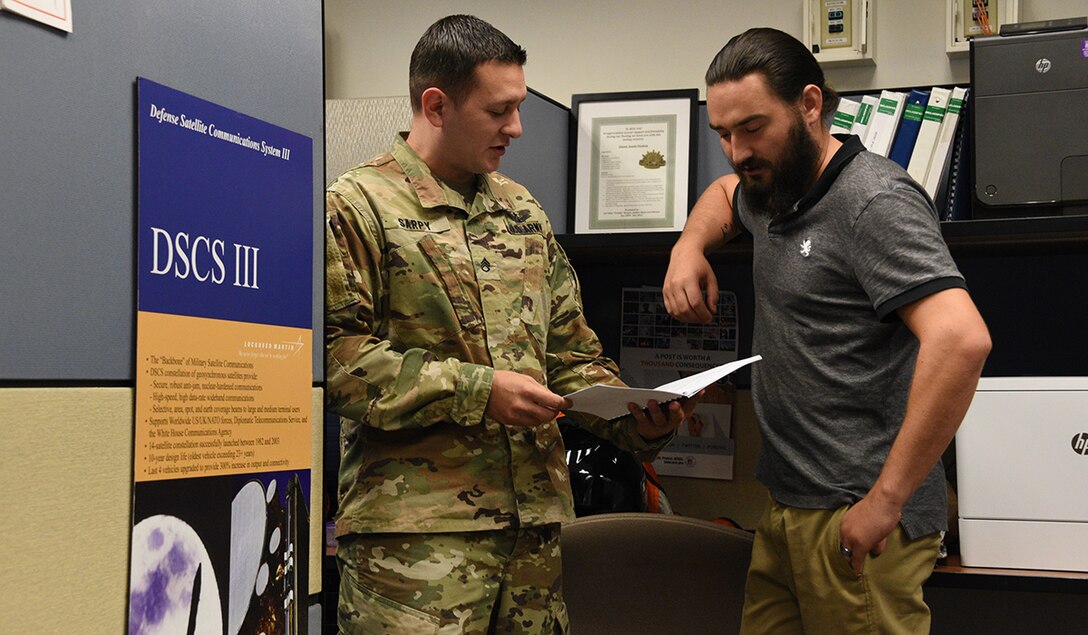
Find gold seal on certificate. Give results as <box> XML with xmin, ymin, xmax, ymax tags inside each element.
<box><xmin>569</xmin><ymin>89</ymin><xmax>698</xmax><ymax>234</ymax></box>
<box><xmin>639</xmin><ymin>150</ymin><xmax>667</xmax><ymax>169</ymax></box>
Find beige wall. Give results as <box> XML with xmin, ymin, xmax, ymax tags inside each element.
<box><xmin>326</xmin><ymin>0</ymin><xmax>1086</xmax><ymax>104</ymax></box>
<box><xmin>0</xmin><ymin>387</ymin><xmax>324</xmax><ymax>633</ymax></box>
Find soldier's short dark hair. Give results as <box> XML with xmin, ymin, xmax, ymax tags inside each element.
<box><xmin>705</xmin><ymin>27</ymin><xmax>840</xmax><ymax>120</ymax></box>
<box><xmin>409</xmin><ymin>15</ymin><xmax>527</xmax><ymax>111</ymax></box>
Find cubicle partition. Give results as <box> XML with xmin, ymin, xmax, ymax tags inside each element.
<box><xmin>1</xmin><ymin>3</ymin><xmax>325</xmax><ymax>632</ymax></box>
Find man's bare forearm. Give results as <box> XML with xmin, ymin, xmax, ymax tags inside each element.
<box><xmin>675</xmin><ymin>175</ymin><xmax>740</xmax><ymax>255</ymax></box>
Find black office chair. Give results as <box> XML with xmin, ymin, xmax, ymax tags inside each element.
<box><xmin>560</xmin><ymin>512</ymin><xmax>754</xmax><ymax>634</ymax></box>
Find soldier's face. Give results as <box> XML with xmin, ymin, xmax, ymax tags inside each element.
<box><xmin>441</xmin><ymin>61</ymin><xmax>526</xmax><ymax>180</ymax></box>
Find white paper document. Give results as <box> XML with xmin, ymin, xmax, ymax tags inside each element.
<box><xmin>563</xmin><ymin>355</ymin><xmax>761</xmax><ymax>420</ymax></box>
<box><xmin>2</xmin><ymin>0</ymin><xmax>73</xmax><ymax>32</ymax></box>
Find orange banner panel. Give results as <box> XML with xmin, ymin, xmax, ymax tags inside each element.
<box><xmin>135</xmin><ymin>311</ymin><xmax>312</xmax><ymax>482</ymax></box>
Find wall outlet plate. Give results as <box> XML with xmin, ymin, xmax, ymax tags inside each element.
<box><xmin>947</xmin><ymin>0</ymin><xmax>1020</xmax><ymax>56</ymax></box>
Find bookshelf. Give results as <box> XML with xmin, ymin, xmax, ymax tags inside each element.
<box><xmin>561</xmin><ymin>221</ymin><xmax>1088</xmax><ymax>597</ymax></box>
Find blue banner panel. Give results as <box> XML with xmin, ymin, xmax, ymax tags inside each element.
<box><xmin>137</xmin><ymin>78</ymin><xmax>312</xmax><ymax>329</ymax></box>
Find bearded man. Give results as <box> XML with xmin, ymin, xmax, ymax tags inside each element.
<box><xmin>663</xmin><ymin>27</ymin><xmax>991</xmax><ymax>635</ymax></box>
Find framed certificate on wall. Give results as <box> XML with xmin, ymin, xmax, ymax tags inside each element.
<box><xmin>568</xmin><ymin>89</ymin><xmax>698</xmax><ymax>234</ymax></box>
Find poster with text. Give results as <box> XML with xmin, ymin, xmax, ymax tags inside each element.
<box><xmin>620</xmin><ymin>287</ymin><xmax>739</xmax><ymax>480</ymax></box>
<box><xmin>129</xmin><ymin>78</ymin><xmax>312</xmax><ymax>635</ymax></box>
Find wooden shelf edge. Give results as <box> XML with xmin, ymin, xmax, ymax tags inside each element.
<box><xmin>942</xmin><ymin>214</ymin><xmax>1088</xmax><ymax>248</ymax></box>
<box><xmin>557</xmin><ymin>215</ymin><xmax>1088</xmax><ymax>262</ymax></box>
<box><xmin>928</xmin><ymin>555</ymin><xmax>1088</xmax><ymax>594</ymax></box>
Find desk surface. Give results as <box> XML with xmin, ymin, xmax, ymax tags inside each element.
<box><xmin>929</xmin><ymin>556</ymin><xmax>1088</xmax><ymax>594</ymax></box>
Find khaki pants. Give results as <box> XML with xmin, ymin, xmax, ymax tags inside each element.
<box><xmin>740</xmin><ymin>497</ymin><xmax>941</xmax><ymax>635</ymax></box>
<box><xmin>336</xmin><ymin>525</ymin><xmax>568</xmax><ymax>635</ymax></box>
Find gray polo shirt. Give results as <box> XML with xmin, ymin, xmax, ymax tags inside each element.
<box><xmin>735</xmin><ymin>135</ymin><xmax>965</xmax><ymax>539</ymax></box>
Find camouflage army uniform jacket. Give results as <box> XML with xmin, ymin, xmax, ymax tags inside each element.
<box><xmin>326</xmin><ymin>136</ymin><xmax>666</xmax><ymax>536</ymax></box>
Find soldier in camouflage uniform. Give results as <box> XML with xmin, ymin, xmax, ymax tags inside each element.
<box><xmin>326</xmin><ymin>15</ymin><xmax>698</xmax><ymax>635</ymax></box>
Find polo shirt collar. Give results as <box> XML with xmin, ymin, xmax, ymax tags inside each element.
<box><xmin>793</xmin><ymin>133</ymin><xmax>866</xmax><ymax>214</ymax></box>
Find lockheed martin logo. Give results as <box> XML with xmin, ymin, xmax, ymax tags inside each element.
<box><xmin>1035</xmin><ymin>57</ymin><xmax>1052</xmax><ymax>73</ymax></box>
<box><xmin>1072</xmin><ymin>433</ymin><xmax>1088</xmax><ymax>456</ymax></box>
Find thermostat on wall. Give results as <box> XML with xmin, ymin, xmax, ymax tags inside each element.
<box><xmin>803</xmin><ymin>0</ymin><xmax>875</xmax><ymax>66</ymax></box>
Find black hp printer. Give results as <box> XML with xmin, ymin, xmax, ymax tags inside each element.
<box><xmin>972</xmin><ymin>17</ymin><xmax>1088</xmax><ymax>215</ymax></box>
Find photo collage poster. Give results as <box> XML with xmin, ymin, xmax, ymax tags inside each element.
<box><xmin>619</xmin><ymin>287</ymin><xmax>739</xmax><ymax>479</ymax></box>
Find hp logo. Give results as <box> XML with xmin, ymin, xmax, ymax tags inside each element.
<box><xmin>1073</xmin><ymin>433</ymin><xmax>1088</xmax><ymax>455</ymax></box>
<box><xmin>1035</xmin><ymin>58</ymin><xmax>1052</xmax><ymax>73</ymax></box>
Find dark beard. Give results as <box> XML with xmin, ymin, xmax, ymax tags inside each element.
<box><xmin>733</xmin><ymin>115</ymin><xmax>821</xmax><ymax>217</ymax></box>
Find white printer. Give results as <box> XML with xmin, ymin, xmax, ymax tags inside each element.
<box><xmin>956</xmin><ymin>376</ymin><xmax>1088</xmax><ymax>572</ymax></box>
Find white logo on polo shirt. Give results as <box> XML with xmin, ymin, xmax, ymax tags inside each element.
<box><xmin>800</xmin><ymin>238</ymin><xmax>812</xmax><ymax>257</ymax></box>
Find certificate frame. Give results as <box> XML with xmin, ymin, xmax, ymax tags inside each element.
<box><xmin>567</xmin><ymin>89</ymin><xmax>698</xmax><ymax>234</ymax></box>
